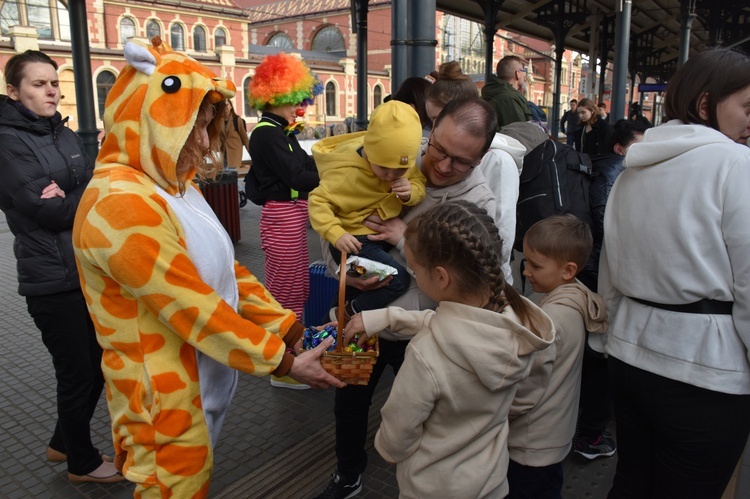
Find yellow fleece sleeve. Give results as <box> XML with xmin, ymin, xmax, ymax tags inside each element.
<box><xmin>403</xmin><ymin>167</ymin><xmax>427</xmax><ymax>207</ymax></box>
<box><xmin>308</xmin><ymin>183</ymin><xmax>347</xmax><ymax>246</ymax></box>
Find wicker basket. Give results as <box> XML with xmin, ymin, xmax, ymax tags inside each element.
<box><xmin>319</xmin><ymin>251</ymin><xmax>379</xmax><ymax>386</ymax></box>
<box><xmin>320</xmin><ymin>341</ymin><xmax>379</xmax><ymax>386</ymax></box>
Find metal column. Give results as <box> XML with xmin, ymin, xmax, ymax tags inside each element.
<box><xmin>482</xmin><ymin>0</ymin><xmax>504</xmax><ymax>91</ymax></box>
<box><xmin>391</xmin><ymin>0</ymin><xmax>407</xmax><ymax>91</ymax></box>
<box><xmin>611</xmin><ymin>0</ymin><xmax>632</xmax><ymax>122</ymax></box>
<box><xmin>679</xmin><ymin>0</ymin><xmax>697</xmax><ymax>67</ymax></box>
<box><xmin>354</xmin><ymin>0</ymin><xmax>369</xmax><ymax>130</ymax></box>
<box><xmin>67</xmin><ymin>0</ymin><xmax>99</xmax><ymax>161</ymax></box>
<box><xmin>407</xmin><ymin>0</ymin><xmax>437</xmax><ymax>78</ymax></box>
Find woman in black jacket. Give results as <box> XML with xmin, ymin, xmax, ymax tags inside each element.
<box><xmin>574</xmin><ymin>98</ymin><xmax>614</xmax><ymax>157</ymax></box>
<box><xmin>0</xmin><ymin>51</ymin><xmax>122</xmax><ymax>483</ymax></box>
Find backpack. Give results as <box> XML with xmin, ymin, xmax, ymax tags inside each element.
<box><xmin>514</xmin><ymin>139</ymin><xmax>594</xmax><ymax>252</ymax></box>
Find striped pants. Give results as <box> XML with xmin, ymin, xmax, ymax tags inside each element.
<box><xmin>259</xmin><ymin>200</ymin><xmax>309</xmax><ymax>319</ymax></box>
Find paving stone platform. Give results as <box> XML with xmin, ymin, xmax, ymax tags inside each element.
<box><xmin>2</xmin><ymin>183</ymin><xmax>743</xmax><ymax>498</ymax></box>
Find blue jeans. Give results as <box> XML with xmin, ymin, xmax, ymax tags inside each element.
<box><xmin>329</xmin><ymin>236</ymin><xmax>410</xmax><ymax>312</ymax></box>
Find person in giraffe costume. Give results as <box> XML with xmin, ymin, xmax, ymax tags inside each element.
<box><xmin>73</xmin><ymin>37</ymin><xmax>344</xmax><ymax>497</ymax></box>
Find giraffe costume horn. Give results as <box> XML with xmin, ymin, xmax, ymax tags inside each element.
<box><xmin>98</xmin><ymin>36</ymin><xmax>236</xmax><ymax>195</ymax></box>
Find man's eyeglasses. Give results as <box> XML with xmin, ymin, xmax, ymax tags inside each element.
<box><xmin>426</xmin><ymin>140</ymin><xmax>481</xmax><ymax>172</ymax></box>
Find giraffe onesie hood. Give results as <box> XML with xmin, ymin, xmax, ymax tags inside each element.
<box><xmin>73</xmin><ymin>38</ymin><xmax>305</xmax><ymax>497</ymax></box>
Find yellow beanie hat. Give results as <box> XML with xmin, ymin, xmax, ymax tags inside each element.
<box><xmin>363</xmin><ymin>100</ymin><xmax>422</xmax><ymax>169</ymax></box>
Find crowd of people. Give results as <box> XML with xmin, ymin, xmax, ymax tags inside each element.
<box><xmin>1</xmin><ymin>38</ymin><xmax>749</xmax><ymax>499</ymax></box>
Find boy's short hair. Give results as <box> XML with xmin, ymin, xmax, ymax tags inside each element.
<box><xmin>523</xmin><ymin>214</ymin><xmax>593</xmax><ymax>272</ymax></box>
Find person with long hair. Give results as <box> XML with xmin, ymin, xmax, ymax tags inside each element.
<box><xmin>343</xmin><ymin>200</ymin><xmax>553</xmax><ymax>498</ymax></box>
<box><xmin>597</xmin><ymin>48</ymin><xmax>750</xmax><ymax>498</ymax></box>
<box><xmin>73</xmin><ymin>38</ymin><xmax>342</xmax><ymax>497</ymax></box>
<box><xmin>573</xmin><ymin>98</ymin><xmax>614</xmax><ymax>157</ymax></box>
<box><xmin>0</xmin><ymin>50</ymin><xmax>123</xmax><ymax>484</ymax></box>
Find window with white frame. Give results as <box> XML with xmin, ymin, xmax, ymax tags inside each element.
<box><xmin>215</xmin><ymin>27</ymin><xmax>227</xmax><ymax>48</ymax></box>
<box><xmin>193</xmin><ymin>25</ymin><xmax>206</xmax><ymax>52</ymax></box>
<box><xmin>170</xmin><ymin>24</ymin><xmax>184</xmax><ymax>51</ymax></box>
<box><xmin>1</xmin><ymin>0</ymin><xmax>70</xmax><ymax>40</ymax></box>
<box><xmin>267</xmin><ymin>32</ymin><xmax>293</xmax><ymax>49</ymax></box>
<box><xmin>120</xmin><ymin>17</ymin><xmax>136</xmax><ymax>45</ymax></box>
<box><xmin>325</xmin><ymin>81</ymin><xmax>337</xmax><ymax>116</ymax></box>
<box><xmin>96</xmin><ymin>70</ymin><xmax>116</xmax><ymax>119</ymax></box>
<box><xmin>146</xmin><ymin>20</ymin><xmax>160</xmax><ymax>39</ymax></box>
<box><xmin>312</xmin><ymin>26</ymin><xmax>345</xmax><ymax>55</ymax></box>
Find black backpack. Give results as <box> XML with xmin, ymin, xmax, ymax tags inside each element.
<box><xmin>514</xmin><ymin>139</ymin><xmax>594</xmax><ymax>251</ymax></box>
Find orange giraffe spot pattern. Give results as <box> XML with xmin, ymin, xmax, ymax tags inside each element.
<box><xmin>72</xmin><ymin>38</ymin><xmax>301</xmax><ymax>498</ymax></box>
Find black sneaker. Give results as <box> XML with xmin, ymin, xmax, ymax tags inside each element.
<box><xmin>574</xmin><ymin>433</ymin><xmax>617</xmax><ymax>460</ymax></box>
<box><xmin>313</xmin><ymin>472</ymin><xmax>362</xmax><ymax>499</ymax></box>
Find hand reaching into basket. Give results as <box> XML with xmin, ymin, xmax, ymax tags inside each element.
<box><xmin>343</xmin><ymin>313</ymin><xmax>370</xmax><ymax>347</ymax></box>
<box><xmin>288</xmin><ymin>337</ymin><xmax>347</xmax><ymax>389</ymax></box>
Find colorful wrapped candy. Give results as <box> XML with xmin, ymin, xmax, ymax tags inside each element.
<box><xmin>302</xmin><ymin>325</ymin><xmax>377</xmax><ymax>353</ymax></box>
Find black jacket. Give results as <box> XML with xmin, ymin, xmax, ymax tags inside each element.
<box><xmin>573</xmin><ymin>117</ymin><xmax>614</xmax><ymax>157</ymax></box>
<box><xmin>245</xmin><ymin>112</ymin><xmax>319</xmax><ymax>204</ymax></box>
<box><xmin>560</xmin><ymin>109</ymin><xmax>579</xmax><ymax>134</ymax></box>
<box><xmin>0</xmin><ymin>96</ymin><xmax>94</xmax><ymax>296</ymax></box>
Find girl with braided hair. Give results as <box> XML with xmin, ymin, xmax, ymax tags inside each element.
<box><xmin>341</xmin><ymin>199</ymin><xmax>554</xmax><ymax>498</ymax></box>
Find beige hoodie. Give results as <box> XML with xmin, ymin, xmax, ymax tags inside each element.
<box><xmin>370</xmin><ymin>299</ymin><xmax>554</xmax><ymax>498</ymax></box>
<box><xmin>508</xmin><ymin>280</ymin><xmax>608</xmax><ymax>466</ymax></box>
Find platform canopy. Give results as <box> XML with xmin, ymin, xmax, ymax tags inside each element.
<box><xmin>437</xmin><ymin>0</ymin><xmax>749</xmax><ymax>67</ymax></box>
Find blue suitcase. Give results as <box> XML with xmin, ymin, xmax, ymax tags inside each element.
<box><xmin>303</xmin><ymin>260</ymin><xmax>338</xmax><ymax>326</ymax></box>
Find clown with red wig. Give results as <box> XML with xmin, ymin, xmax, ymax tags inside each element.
<box><xmin>244</xmin><ymin>53</ymin><xmax>323</xmax><ymax>389</ymax></box>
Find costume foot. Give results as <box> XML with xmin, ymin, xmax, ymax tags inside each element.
<box><xmin>47</xmin><ymin>447</ymin><xmax>114</xmax><ymax>463</ymax></box>
<box><xmin>68</xmin><ymin>461</ymin><xmax>125</xmax><ymax>483</ymax></box>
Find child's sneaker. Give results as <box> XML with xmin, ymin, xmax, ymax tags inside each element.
<box><xmin>270</xmin><ymin>375</ymin><xmax>310</xmax><ymax>390</ymax></box>
<box><xmin>574</xmin><ymin>433</ymin><xmax>617</xmax><ymax>460</ymax></box>
<box><xmin>314</xmin><ymin>472</ymin><xmax>362</xmax><ymax>499</ymax></box>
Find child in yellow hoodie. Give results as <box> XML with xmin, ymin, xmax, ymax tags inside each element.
<box><xmin>310</xmin><ymin>100</ymin><xmax>426</xmax><ymax>317</ymax></box>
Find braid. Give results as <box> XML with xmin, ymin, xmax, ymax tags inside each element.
<box><xmin>406</xmin><ymin>200</ymin><xmax>514</xmax><ymax>314</ymax></box>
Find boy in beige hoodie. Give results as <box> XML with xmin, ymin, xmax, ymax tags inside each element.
<box><xmin>508</xmin><ymin>214</ymin><xmax>609</xmax><ymax>498</ymax></box>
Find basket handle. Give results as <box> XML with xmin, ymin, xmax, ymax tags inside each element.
<box><xmin>337</xmin><ymin>251</ymin><xmax>347</xmax><ymax>352</ymax></box>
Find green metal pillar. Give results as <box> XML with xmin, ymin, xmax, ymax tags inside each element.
<box><xmin>67</xmin><ymin>0</ymin><xmax>99</xmax><ymax>161</ymax></box>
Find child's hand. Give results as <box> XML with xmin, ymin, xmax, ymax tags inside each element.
<box><xmin>335</xmin><ymin>233</ymin><xmax>362</xmax><ymax>254</ymax></box>
<box><xmin>390</xmin><ymin>178</ymin><xmax>411</xmax><ymax>202</ymax></box>
<box><xmin>343</xmin><ymin>313</ymin><xmax>367</xmax><ymax>345</ymax></box>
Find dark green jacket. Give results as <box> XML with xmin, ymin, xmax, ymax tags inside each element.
<box><xmin>481</xmin><ymin>75</ymin><xmax>531</xmax><ymax>129</ymax></box>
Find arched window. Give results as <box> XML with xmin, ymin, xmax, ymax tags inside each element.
<box><xmin>193</xmin><ymin>26</ymin><xmax>206</xmax><ymax>52</ymax></box>
<box><xmin>243</xmin><ymin>77</ymin><xmax>258</xmax><ymax>118</ymax></box>
<box><xmin>1</xmin><ymin>0</ymin><xmax>69</xmax><ymax>40</ymax></box>
<box><xmin>325</xmin><ymin>81</ymin><xmax>336</xmax><ymax>117</ymax></box>
<box><xmin>146</xmin><ymin>20</ymin><xmax>161</xmax><ymax>39</ymax></box>
<box><xmin>170</xmin><ymin>24</ymin><xmax>184</xmax><ymax>51</ymax></box>
<box><xmin>215</xmin><ymin>28</ymin><xmax>227</xmax><ymax>48</ymax></box>
<box><xmin>120</xmin><ymin>18</ymin><xmax>136</xmax><ymax>45</ymax></box>
<box><xmin>267</xmin><ymin>32</ymin><xmax>293</xmax><ymax>49</ymax></box>
<box><xmin>312</xmin><ymin>26</ymin><xmax>345</xmax><ymax>55</ymax></box>
<box><xmin>373</xmin><ymin>85</ymin><xmax>383</xmax><ymax>108</ymax></box>
<box><xmin>96</xmin><ymin>71</ymin><xmax>117</xmax><ymax>119</ymax></box>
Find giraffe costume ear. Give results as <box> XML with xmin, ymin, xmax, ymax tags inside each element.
<box><xmin>124</xmin><ymin>39</ymin><xmax>160</xmax><ymax>76</ymax></box>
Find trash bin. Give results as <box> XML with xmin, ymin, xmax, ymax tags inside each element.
<box><xmin>199</xmin><ymin>169</ymin><xmax>241</xmax><ymax>243</ymax></box>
